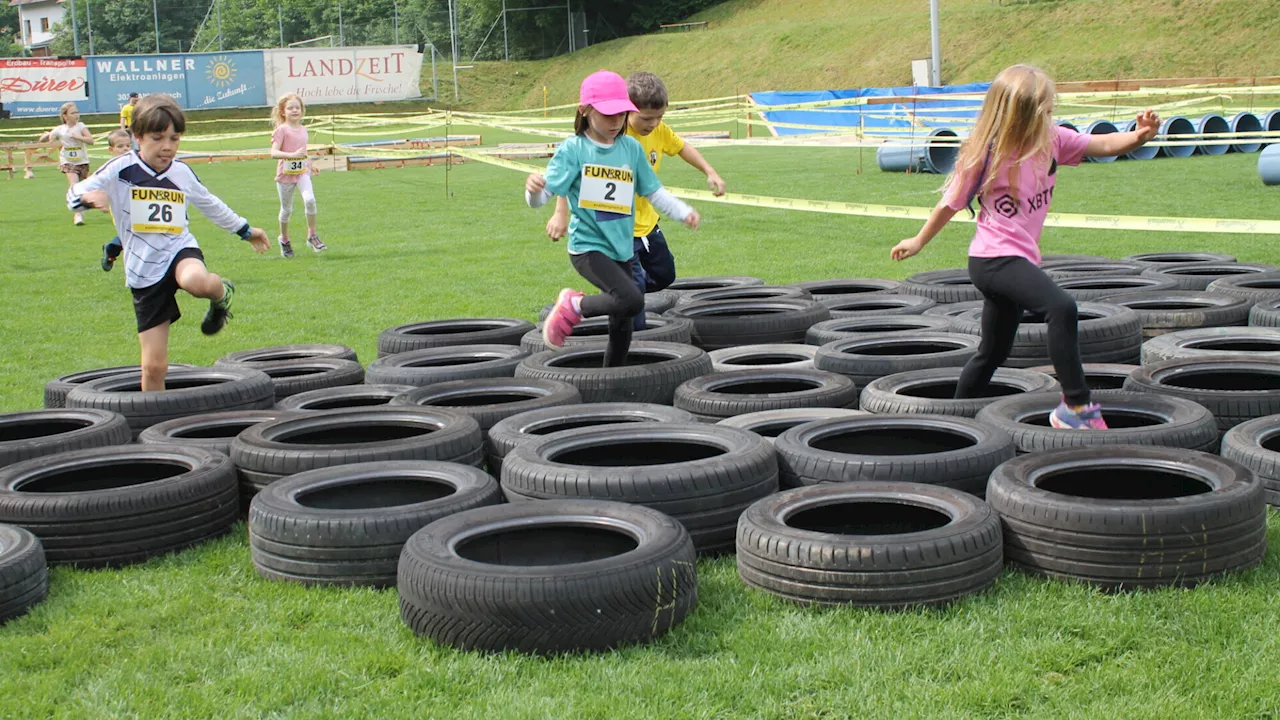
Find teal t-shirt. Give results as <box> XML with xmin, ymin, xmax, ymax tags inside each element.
<box><xmin>543</xmin><ymin>134</ymin><xmax>662</xmax><ymax>262</ymax></box>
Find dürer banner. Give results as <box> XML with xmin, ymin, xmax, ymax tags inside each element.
<box><xmin>0</xmin><ymin>58</ymin><xmax>90</xmax><ymax>117</ymax></box>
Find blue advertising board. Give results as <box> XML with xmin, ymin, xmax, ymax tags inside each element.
<box><xmin>87</xmin><ymin>51</ymin><xmax>266</xmax><ymax>116</ymax></box>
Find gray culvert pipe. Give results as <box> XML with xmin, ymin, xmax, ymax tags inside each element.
<box><xmin>1265</xmin><ymin>110</ymin><xmax>1280</xmax><ymax>148</ymax></box>
<box><xmin>1057</xmin><ymin>120</ymin><xmax>1079</xmax><ymax>132</ymax></box>
<box><xmin>1124</xmin><ymin>119</ymin><xmax>1160</xmax><ymax>160</ymax></box>
<box><xmin>1261</xmin><ymin>145</ymin><xmax>1280</xmax><ymax>187</ymax></box>
<box><xmin>1085</xmin><ymin>120</ymin><xmax>1118</xmax><ymax>163</ymax></box>
<box><xmin>1230</xmin><ymin>112</ymin><xmax>1263</xmax><ymax>153</ymax></box>
<box><xmin>1195</xmin><ymin>114</ymin><xmax>1230</xmax><ymax>156</ymax></box>
<box><xmin>875</xmin><ymin>128</ymin><xmax>959</xmax><ymax>174</ymax></box>
<box><xmin>1158</xmin><ymin>116</ymin><xmax>1195</xmax><ymax>158</ymax></box>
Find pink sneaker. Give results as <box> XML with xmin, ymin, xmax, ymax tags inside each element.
<box><xmin>542</xmin><ymin>288</ymin><xmax>584</xmax><ymax>348</ymax></box>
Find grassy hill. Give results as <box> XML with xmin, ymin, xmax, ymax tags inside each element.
<box><xmin>447</xmin><ymin>0</ymin><xmax>1280</xmax><ymax>110</ymax></box>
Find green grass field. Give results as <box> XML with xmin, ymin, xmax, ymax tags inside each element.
<box><xmin>3</xmin><ymin>128</ymin><xmax>1280</xmax><ymax>718</ymax></box>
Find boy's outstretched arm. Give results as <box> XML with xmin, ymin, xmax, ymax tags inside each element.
<box><xmin>890</xmin><ymin>202</ymin><xmax>959</xmax><ymax>261</ymax></box>
<box><xmin>677</xmin><ymin>144</ymin><xmax>725</xmax><ymax>195</ymax></box>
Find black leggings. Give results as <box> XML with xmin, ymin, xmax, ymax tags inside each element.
<box><xmin>955</xmin><ymin>256</ymin><xmax>1091</xmax><ymax>406</ymax></box>
<box><xmin>571</xmin><ymin>251</ymin><xmax>645</xmax><ymax>367</ymax></box>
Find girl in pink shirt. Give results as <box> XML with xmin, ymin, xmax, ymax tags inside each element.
<box><xmin>890</xmin><ymin>65</ymin><xmax>1160</xmax><ymax>430</ymax></box>
<box><xmin>270</xmin><ymin>93</ymin><xmax>326</xmax><ymax>258</ymax></box>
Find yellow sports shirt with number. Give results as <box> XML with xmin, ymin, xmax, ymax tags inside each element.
<box><xmin>629</xmin><ymin>122</ymin><xmax>685</xmax><ymax>238</ymax></box>
<box><xmin>120</xmin><ymin>103</ymin><xmax>134</xmax><ymax>128</ymax></box>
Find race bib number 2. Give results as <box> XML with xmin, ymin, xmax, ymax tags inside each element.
<box><xmin>284</xmin><ymin>158</ymin><xmax>307</xmax><ymax>175</ymax></box>
<box><xmin>579</xmin><ymin>164</ymin><xmax>634</xmax><ymax>215</ymax></box>
<box><xmin>130</xmin><ymin>187</ymin><xmax>188</xmax><ymax>235</ymax></box>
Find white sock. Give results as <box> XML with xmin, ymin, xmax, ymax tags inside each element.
<box><xmin>570</xmin><ymin>295</ymin><xmax>583</xmax><ymax>315</ymax></box>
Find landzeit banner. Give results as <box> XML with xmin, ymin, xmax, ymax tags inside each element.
<box><xmin>264</xmin><ymin>46</ymin><xmax>423</xmax><ymax>105</ymax></box>
<box><xmin>0</xmin><ymin>58</ymin><xmax>90</xmax><ymax>117</ymax></box>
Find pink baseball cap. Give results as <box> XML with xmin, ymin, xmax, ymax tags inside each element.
<box><xmin>579</xmin><ymin>70</ymin><xmax>638</xmax><ymax>116</ymax></box>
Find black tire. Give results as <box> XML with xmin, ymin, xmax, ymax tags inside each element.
<box><xmin>1142</xmin><ymin>327</ymin><xmax>1280</xmax><ymax>365</ymax></box>
<box><xmin>674</xmin><ymin>369</ymin><xmax>859</xmax><ymax>421</ymax></box>
<box><xmin>736</xmin><ymin>483</ymin><xmax>1002</xmax><ymax>608</ymax></box>
<box><xmin>365</xmin><ymin>345</ymin><xmax>530</xmax><ymax>387</ymax></box>
<box><xmin>377</xmin><ymin>318</ymin><xmax>536</xmax><ymax>358</ymax></box>
<box><xmin>0</xmin><ymin>445</ymin><xmax>238</xmax><ymax>567</ymax></box>
<box><xmin>974</xmin><ymin>391</ymin><xmax>1218</xmax><ymax>454</ymax></box>
<box><xmin>137</xmin><ymin>410</ymin><xmax>291</xmax><ymax>455</ymax></box>
<box><xmin>1101</xmin><ymin>291</ymin><xmax>1252</xmax><ymax>340</ymax></box>
<box><xmin>275</xmin><ymin>385</ymin><xmax>415</xmax><ymax>412</ymax></box>
<box><xmin>715</xmin><ymin>408</ymin><xmax>866</xmax><ymax>442</ymax></box>
<box><xmin>0</xmin><ymin>409</ymin><xmax>131</xmax><ymax>469</ymax></box>
<box><xmin>949</xmin><ymin>302</ymin><xmax>1142</xmax><ymax>368</ymax></box>
<box><xmin>1206</xmin><ymin>272</ymin><xmax>1280</xmax><ymax>305</ymax></box>
<box><xmin>248</xmin><ymin>461</ymin><xmax>502</xmax><ymax>587</ymax></box>
<box><xmin>806</xmin><ymin>315</ymin><xmax>952</xmax><ymax>345</ymax></box>
<box><xmin>1251</xmin><ymin>299</ymin><xmax>1280</xmax><ymax>328</ymax></box>
<box><xmin>1124</xmin><ymin>356</ymin><xmax>1280</xmax><ymax>433</ymax></box>
<box><xmin>390</xmin><ymin>378</ymin><xmax>582</xmax><ymax>431</ymax></box>
<box><xmin>667</xmin><ymin>275</ymin><xmax>764</xmax><ymax>294</ymax></box>
<box><xmin>1142</xmin><ymin>262</ymin><xmax>1278</xmax><ymax>291</ymax></box>
<box><xmin>1221</xmin><ymin>414</ymin><xmax>1280</xmax><ymax>506</ymax></box>
<box><xmin>790</xmin><ymin>278</ymin><xmax>901</xmax><ymax>299</ymax></box>
<box><xmin>65</xmin><ymin>367</ymin><xmax>275</xmax><ymax>437</ymax></box>
<box><xmin>1055</xmin><ymin>275</ymin><xmax>1178</xmax><ymax>301</ymax></box>
<box><xmin>1042</xmin><ymin>259</ymin><xmax>1145</xmax><ymax>279</ymax></box>
<box><xmin>664</xmin><ymin>299</ymin><xmax>831</xmax><ymax>350</ymax></box>
<box><xmin>520</xmin><ymin>315</ymin><xmax>694</xmax><ymax>354</ymax></box>
<box><xmin>231</xmin><ymin>406</ymin><xmax>484</xmax><ymax>481</ymax></box>
<box><xmin>1027</xmin><ymin>363</ymin><xmax>1139</xmax><ymax>395</ymax></box>
<box><xmin>675</xmin><ymin>285</ymin><xmax>812</xmax><ymax>306</ymax></box>
<box><xmin>486</xmin><ymin>403</ymin><xmax>697</xmax><ymax>474</ymax></box>
<box><xmin>1041</xmin><ymin>254</ymin><xmax>1110</xmax><ymax>265</ymax></box>
<box><xmin>0</xmin><ymin>524</ymin><xmax>47</xmax><ymax>623</ymax></box>
<box><xmin>709</xmin><ymin>344</ymin><xmax>817</xmax><ymax>373</ymax></box>
<box><xmin>515</xmin><ymin>342</ymin><xmax>710</xmax><ymax>405</ymax></box>
<box><xmin>900</xmin><ymin>269</ymin><xmax>982</xmax><ymax>303</ymax></box>
<box><xmin>986</xmin><ymin>446</ymin><xmax>1265</xmax><ymax>589</ymax></box>
<box><xmin>773</xmin><ymin>414</ymin><xmax>1015</xmax><ymax>495</ymax></box>
<box><xmin>860</xmin><ymin>368</ymin><xmax>1059</xmax><ymax>418</ymax></box>
<box><xmin>820</xmin><ymin>294</ymin><xmax>937</xmax><ymax>318</ymax></box>
<box><xmin>215</xmin><ymin>344</ymin><xmax>357</xmax><ymax>366</ymax></box>
<box><xmin>397</xmin><ymin>499</ymin><xmax>697</xmax><ymax>654</ymax></box>
<box><xmin>1124</xmin><ymin>251</ymin><xmax>1238</xmax><ymax>266</ymax></box>
<box><xmin>501</xmin><ymin>424</ymin><xmax>778</xmax><ymax>553</ymax></box>
<box><xmin>44</xmin><ymin>363</ymin><xmax>194</xmax><ymax>409</ymax></box>
<box><xmin>644</xmin><ymin>290</ymin><xmax>681</xmax><ymax>315</ymax></box>
<box><xmin>924</xmin><ymin>301</ymin><xmax>984</xmax><ymax>319</ymax></box>
<box><xmin>226</xmin><ymin>358</ymin><xmax>366</xmax><ymax>401</ymax></box>
<box><xmin>813</xmin><ymin>332</ymin><xmax>981</xmax><ymax>388</ymax></box>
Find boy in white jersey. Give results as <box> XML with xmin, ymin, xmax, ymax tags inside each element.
<box><xmin>68</xmin><ymin>94</ymin><xmax>270</xmax><ymax>391</ymax></box>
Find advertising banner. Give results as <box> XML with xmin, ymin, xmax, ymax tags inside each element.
<box><xmin>0</xmin><ymin>58</ymin><xmax>91</xmax><ymax>117</ymax></box>
<box><xmin>264</xmin><ymin>45</ymin><xmax>422</xmax><ymax>106</ymax></box>
<box><xmin>87</xmin><ymin>51</ymin><xmax>267</xmax><ymax>116</ymax></box>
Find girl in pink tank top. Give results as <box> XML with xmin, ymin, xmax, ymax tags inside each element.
<box><xmin>270</xmin><ymin>93</ymin><xmax>326</xmax><ymax>257</ymax></box>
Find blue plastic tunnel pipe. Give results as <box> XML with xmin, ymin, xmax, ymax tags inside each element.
<box><xmin>1084</xmin><ymin>120</ymin><xmax>1118</xmax><ymax>163</ymax></box>
<box><xmin>875</xmin><ymin>128</ymin><xmax>959</xmax><ymax>174</ymax></box>
<box><xmin>1057</xmin><ymin>121</ymin><xmax>1079</xmax><ymax>132</ymax></box>
<box><xmin>1265</xmin><ymin>110</ymin><xmax>1280</xmax><ymax>148</ymax></box>
<box><xmin>1195</xmin><ymin>114</ymin><xmax>1230</xmax><ymax>156</ymax></box>
<box><xmin>1158</xmin><ymin>116</ymin><xmax>1196</xmax><ymax>158</ymax></box>
<box><xmin>1229</xmin><ymin>112</ymin><xmax>1263</xmax><ymax>153</ymax></box>
<box><xmin>1124</xmin><ymin>120</ymin><xmax>1160</xmax><ymax>160</ymax></box>
<box><xmin>1261</xmin><ymin>145</ymin><xmax>1280</xmax><ymax>186</ymax></box>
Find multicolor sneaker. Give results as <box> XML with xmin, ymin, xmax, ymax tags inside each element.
<box><xmin>306</xmin><ymin>234</ymin><xmax>327</xmax><ymax>252</ymax></box>
<box><xmin>101</xmin><ymin>243</ymin><xmax>115</xmax><ymax>272</ymax></box>
<box><xmin>542</xmin><ymin>288</ymin><xmax>584</xmax><ymax>348</ymax></box>
<box><xmin>1050</xmin><ymin>399</ymin><xmax>1108</xmax><ymax>430</ymax></box>
<box><xmin>280</xmin><ymin>237</ymin><xmax>295</xmax><ymax>258</ymax></box>
<box><xmin>201</xmin><ymin>281</ymin><xmax>235</xmax><ymax>336</ymax></box>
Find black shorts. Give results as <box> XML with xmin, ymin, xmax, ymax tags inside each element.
<box><xmin>131</xmin><ymin>247</ymin><xmax>205</xmax><ymax>333</ymax></box>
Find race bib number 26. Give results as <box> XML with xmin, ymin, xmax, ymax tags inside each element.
<box><xmin>130</xmin><ymin>187</ymin><xmax>188</xmax><ymax>235</ymax></box>
<box><xmin>579</xmin><ymin>164</ymin><xmax>634</xmax><ymax>215</ymax></box>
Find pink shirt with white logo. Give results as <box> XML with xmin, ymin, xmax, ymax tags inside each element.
<box><xmin>944</xmin><ymin>126</ymin><xmax>1091</xmax><ymax>266</ymax></box>
<box><xmin>272</xmin><ymin>123</ymin><xmax>309</xmax><ymax>184</ymax></box>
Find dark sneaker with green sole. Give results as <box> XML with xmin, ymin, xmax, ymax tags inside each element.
<box><xmin>201</xmin><ymin>281</ymin><xmax>235</xmax><ymax>335</ymax></box>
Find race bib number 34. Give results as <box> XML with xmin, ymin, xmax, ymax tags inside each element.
<box><xmin>284</xmin><ymin>158</ymin><xmax>307</xmax><ymax>175</ymax></box>
<box><xmin>579</xmin><ymin>164</ymin><xmax>634</xmax><ymax>215</ymax></box>
<box><xmin>130</xmin><ymin>187</ymin><xmax>188</xmax><ymax>235</ymax></box>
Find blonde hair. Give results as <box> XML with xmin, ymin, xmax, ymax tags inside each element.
<box><xmin>59</xmin><ymin>102</ymin><xmax>78</xmax><ymax>123</ymax></box>
<box><xmin>106</xmin><ymin>128</ymin><xmax>132</xmax><ymax>148</ymax></box>
<box><xmin>271</xmin><ymin>93</ymin><xmax>305</xmax><ymax>127</ymax></box>
<box><xmin>945</xmin><ymin>65</ymin><xmax>1056</xmax><ymax>207</ymax></box>
<box><xmin>628</xmin><ymin>72</ymin><xmax>668</xmax><ymax>110</ymax></box>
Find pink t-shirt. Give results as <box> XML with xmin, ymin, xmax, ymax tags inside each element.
<box><xmin>272</xmin><ymin>123</ymin><xmax>309</xmax><ymax>183</ymax></box>
<box><xmin>944</xmin><ymin>126</ymin><xmax>1091</xmax><ymax>266</ymax></box>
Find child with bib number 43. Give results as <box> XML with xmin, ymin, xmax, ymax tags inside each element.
<box><xmin>890</xmin><ymin>64</ymin><xmax>1160</xmax><ymax>430</ymax></box>
<box><xmin>270</xmin><ymin>92</ymin><xmax>325</xmax><ymax>258</ymax></box>
<box><xmin>38</xmin><ymin>102</ymin><xmax>94</xmax><ymax>226</ymax></box>
<box><xmin>68</xmin><ymin>94</ymin><xmax>271</xmax><ymax>392</ymax></box>
<box><xmin>526</xmin><ymin>70</ymin><xmax>700</xmax><ymax>365</ymax></box>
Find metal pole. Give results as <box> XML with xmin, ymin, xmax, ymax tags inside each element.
<box><xmin>566</xmin><ymin>0</ymin><xmax>572</xmax><ymax>53</ymax></box>
<box><xmin>393</xmin><ymin>0</ymin><xmax>399</xmax><ymax>44</ymax></box>
<box><xmin>278</xmin><ymin>4</ymin><xmax>284</xmax><ymax>47</ymax></box>
<box><xmin>85</xmin><ymin>0</ymin><xmax>94</xmax><ymax>56</ymax></box>
<box><xmin>448</xmin><ymin>0</ymin><xmax>458</xmax><ymax>100</ymax></box>
<box><xmin>153</xmin><ymin>0</ymin><xmax>160</xmax><ymax>52</ymax></box>
<box><xmin>68</xmin><ymin>0</ymin><xmax>80</xmax><ymax>55</ymax></box>
<box><xmin>502</xmin><ymin>0</ymin><xmax>508</xmax><ymax>61</ymax></box>
<box><xmin>216</xmin><ymin>0</ymin><xmax>222</xmax><ymax>51</ymax></box>
<box><xmin>929</xmin><ymin>0</ymin><xmax>941</xmax><ymax>86</ymax></box>
<box><xmin>338</xmin><ymin>3</ymin><xmax>343</xmax><ymax>47</ymax></box>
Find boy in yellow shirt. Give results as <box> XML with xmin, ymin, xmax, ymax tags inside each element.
<box><xmin>548</xmin><ymin>72</ymin><xmax>726</xmax><ymax>330</ymax></box>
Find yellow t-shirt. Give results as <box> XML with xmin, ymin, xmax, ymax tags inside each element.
<box><xmin>120</xmin><ymin>102</ymin><xmax>134</xmax><ymax>129</ymax></box>
<box><xmin>628</xmin><ymin>121</ymin><xmax>685</xmax><ymax>238</ymax></box>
